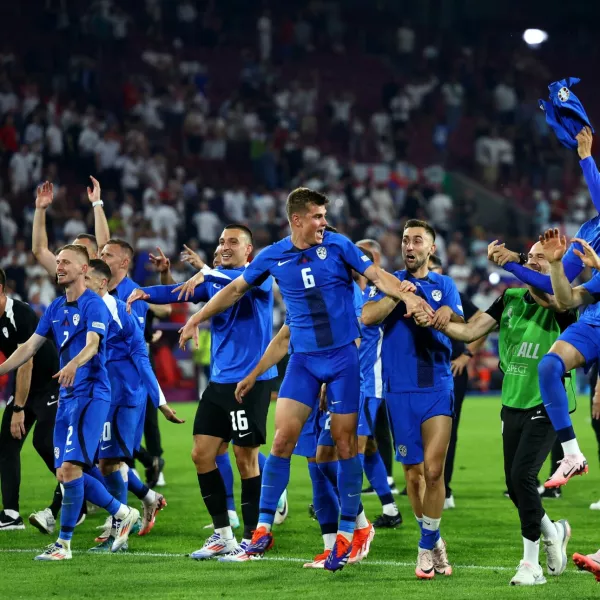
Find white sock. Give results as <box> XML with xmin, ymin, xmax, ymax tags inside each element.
<box><xmin>114</xmin><ymin>504</ymin><xmax>130</xmax><ymax>521</ymax></box>
<box><xmin>119</xmin><ymin>463</ymin><xmax>129</xmax><ymax>482</ymax></box>
<box><xmin>435</xmin><ymin>537</ymin><xmax>444</xmax><ymax>549</ymax></box>
<box><xmin>422</xmin><ymin>515</ymin><xmax>441</xmax><ymax>534</ymax></box>
<box><xmin>228</xmin><ymin>510</ymin><xmax>238</xmax><ymax>521</ymax></box>
<box><xmin>143</xmin><ymin>489</ymin><xmax>158</xmax><ymax>505</ymax></box>
<box><xmin>415</xmin><ymin>514</ymin><xmax>423</xmax><ymax>526</ymax></box>
<box><xmin>4</xmin><ymin>509</ymin><xmax>19</xmax><ymax>520</ymax></box>
<box><xmin>387</xmin><ymin>476</ymin><xmax>395</xmax><ymax>486</ymax></box>
<box><xmin>323</xmin><ymin>533</ymin><xmax>336</xmax><ymax>551</ymax></box>
<box><xmin>382</xmin><ymin>502</ymin><xmax>398</xmax><ymax>517</ymax></box>
<box><xmin>355</xmin><ymin>509</ymin><xmax>369</xmax><ymax>529</ymax></box>
<box><xmin>57</xmin><ymin>537</ymin><xmax>71</xmax><ymax>550</ymax></box>
<box><xmin>523</xmin><ymin>537</ymin><xmax>540</xmax><ymax>565</ymax></box>
<box><xmin>540</xmin><ymin>514</ymin><xmax>557</xmax><ymax>540</ymax></box>
<box><xmin>256</xmin><ymin>521</ymin><xmax>272</xmax><ymax>533</ymax></box>
<box><xmin>561</xmin><ymin>439</ymin><xmax>581</xmax><ymax>455</ymax></box>
<box><xmin>215</xmin><ymin>525</ymin><xmax>234</xmax><ymax>540</ymax></box>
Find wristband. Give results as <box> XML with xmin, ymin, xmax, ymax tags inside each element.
<box><xmin>518</xmin><ymin>252</ymin><xmax>527</xmax><ymax>265</ymax></box>
<box><xmin>12</xmin><ymin>404</ymin><xmax>25</xmax><ymax>413</ymax></box>
<box><xmin>463</xmin><ymin>349</ymin><xmax>474</xmax><ymax>358</ymax></box>
<box><xmin>92</xmin><ymin>200</ymin><xmax>104</xmax><ymax>208</ymax></box>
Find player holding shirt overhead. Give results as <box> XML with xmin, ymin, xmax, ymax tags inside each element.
<box><xmin>0</xmin><ymin>245</ymin><xmax>139</xmax><ymax>560</ymax></box>
<box><xmin>363</xmin><ymin>219</ymin><xmax>463</xmax><ymax>579</ymax></box>
<box><xmin>179</xmin><ymin>188</ymin><xmax>428</xmax><ymax>571</ymax></box>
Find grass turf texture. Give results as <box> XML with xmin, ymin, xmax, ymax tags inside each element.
<box><xmin>1</xmin><ymin>396</ymin><xmax>600</xmax><ymax>599</ymax></box>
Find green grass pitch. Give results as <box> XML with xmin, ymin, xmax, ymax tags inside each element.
<box><xmin>1</xmin><ymin>396</ymin><xmax>600</xmax><ymax>599</ymax></box>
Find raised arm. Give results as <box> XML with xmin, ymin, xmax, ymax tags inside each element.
<box><xmin>87</xmin><ymin>176</ymin><xmax>110</xmax><ymax>250</ymax></box>
<box><xmin>149</xmin><ymin>247</ymin><xmax>175</xmax><ymax>285</ymax></box>
<box><xmin>0</xmin><ymin>334</ymin><xmax>46</xmax><ymax>376</ymax></box>
<box><xmin>32</xmin><ymin>182</ymin><xmax>58</xmax><ymax>276</ymax></box>
<box><xmin>575</xmin><ymin>128</ymin><xmax>600</xmax><ymax>213</ymax></box>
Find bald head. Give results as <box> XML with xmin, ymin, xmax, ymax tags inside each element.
<box><xmin>357</xmin><ymin>239</ymin><xmax>382</xmax><ymax>265</ymax></box>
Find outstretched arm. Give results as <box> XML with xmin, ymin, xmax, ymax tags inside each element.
<box><xmin>443</xmin><ymin>312</ymin><xmax>498</xmax><ymax>343</ymax></box>
<box><xmin>87</xmin><ymin>176</ymin><xmax>110</xmax><ymax>250</ymax></box>
<box><xmin>32</xmin><ymin>182</ymin><xmax>57</xmax><ymax>276</ymax></box>
<box><xmin>0</xmin><ymin>334</ymin><xmax>47</xmax><ymax>377</ymax></box>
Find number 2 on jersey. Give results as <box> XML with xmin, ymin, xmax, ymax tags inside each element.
<box><xmin>301</xmin><ymin>267</ymin><xmax>315</xmax><ymax>289</ymax></box>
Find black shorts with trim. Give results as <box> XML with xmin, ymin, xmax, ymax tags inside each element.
<box><xmin>193</xmin><ymin>380</ymin><xmax>273</xmax><ymax>447</ymax></box>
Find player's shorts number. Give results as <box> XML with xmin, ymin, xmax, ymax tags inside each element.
<box><xmin>230</xmin><ymin>410</ymin><xmax>249</xmax><ymax>432</ymax></box>
<box><xmin>66</xmin><ymin>425</ymin><xmax>73</xmax><ymax>447</ymax></box>
<box><xmin>301</xmin><ymin>267</ymin><xmax>315</xmax><ymax>289</ymax></box>
<box><xmin>102</xmin><ymin>422</ymin><xmax>111</xmax><ymax>442</ymax></box>
<box><xmin>324</xmin><ymin>415</ymin><xmax>331</xmax><ymax>431</ymax></box>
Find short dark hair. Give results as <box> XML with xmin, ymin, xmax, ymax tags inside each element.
<box><xmin>429</xmin><ymin>254</ymin><xmax>443</xmax><ymax>269</ymax></box>
<box><xmin>286</xmin><ymin>187</ymin><xmax>329</xmax><ymax>219</ymax></box>
<box><xmin>74</xmin><ymin>233</ymin><xmax>98</xmax><ymax>252</ymax></box>
<box><xmin>88</xmin><ymin>259</ymin><xmax>112</xmax><ymax>282</ymax></box>
<box><xmin>360</xmin><ymin>247</ymin><xmax>374</xmax><ymax>263</ymax></box>
<box><xmin>0</xmin><ymin>268</ymin><xmax>5</xmax><ymax>289</ymax></box>
<box><xmin>404</xmin><ymin>219</ymin><xmax>436</xmax><ymax>242</ymax></box>
<box><xmin>223</xmin><ymin>223</ymin><xmax>253</xmax><ymax>245</ymax></box>
<box><xmin>325</xmin><ymin>225</ymin><xmax>338</xmax><ymax>233</ymax></box>
<box><xmin>105</xmin><ymin>238</ymin><xmax>134</xmax><ymax>259</ymax></box>
<box><xmin>57</xmin><ymin>244</ymin><xmax>90</xmax><ymax>264</ymax></box>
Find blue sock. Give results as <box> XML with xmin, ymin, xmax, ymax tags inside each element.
<box><xmin>258</xmin><ymin>452</ymin><xmax>267</xmax><ymax>474</ymax></box>
<box><xmin>128</xmin><ymin>468</ymin><xmax>150</xmax><ymax>500</ymax></box>
<box><xmin>419</xmin><ymin>516</ymin><xmax>441</xmax><ymax>550</ymax></box>
<box><xmin>104</xmin><ymin>470</ymin><xmax>127</xmax><ymax>505</ymax></box>
<box><xmin>215</xmin><ymin>453</ymin><xmax>236</xmax><ymax>513</ymax></box>
<box><xmin>364</xmin><ymin>450</ymin><xmax>395</xmax><ymax>506</ymax></box>
<box><xmin>308</xmin><ymin>462</ymin><xmax>339</xmax><ymax>534</ymax></box>
<box><xmin>538</xmin><ymin>353</ymin><xmax>575</xmax><ymax>442</ymax></box>
<box><xmin>318</xmin><ymin>460</ymin><xmax>340</xmax><ymax>497</ymax></box>
<box><xmin>83</xmin><ymin>473</ymin><xmax>121</xmax><ymax>515</ymax></box>
<box><xmin>257</xmin><ymin>455</ymin><xmax>290</xmax><ymax>527</ymax></box>
<box><xmin>337</xmin><ymin>456</ymin><xmax>363</xmax><ymax>535</ymax></box>
<box><xmin>59</xmin><ymin>478</ymin><xmax>84</xmax><ymax>541</ymax></box>
<box><xmin>86</xmin><ymin>465</ymin><xmax>107</xmax><ymax>487</ymax></box>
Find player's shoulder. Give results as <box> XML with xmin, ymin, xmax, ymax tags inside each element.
<box><xmin>578</xmin><ymin>214</ymin><xmax>600</xmax><ymax>235</ymax></box>
<box><xmin>392</xmin><ymin>269</ymin><xmax>408</xmax><ymax>280</ymax></box>
<box><xmin>81</xmin><ymin>289</ymin><xmax>110</xmax><ymax>314</ymax></box>
<box><xmin>45</xmin><ymin>294</ymin><xmax>66</xmax><ymax>314</ymax></box>
<box><xmin>432</xmin><ymin>271</ymin><xmax>457</xmax><ymax>289</ymax></box>
<box><xmin>323</xmin><ymin>230</ymin><xmax>353</xmax><ymax>250</ymax></box>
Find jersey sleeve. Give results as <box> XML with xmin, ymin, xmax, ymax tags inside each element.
<box><xmin>14</xmin><ymin>303</ymin><xmax>38</xmax><ymax>343</ymax></box>
<box><xmin>503</xmin><ymin>257</ymin><xmax>583</xmax><ymax>294</ymax></box>
<box><xmin>580</xmin><ymin>157</ymin><xmax>600</xmax><ymax>213</ymax></box>
<box><xmin>352</xmin><ymin>283</ymin><xmax>363</xmax><ymax>319</ymax></box>
<box><xmin>142</xmin><ymin>283</ymin><xmax>209</xmax><ymax>304</ymax></box>
<box><xmin>243</xmin><ymin>249</ymin><xmax>273</xmax><ymax>287</ymax></box>
<box><xmin>334</xmin><ymin>234</ymin><xmax>373</xmax><ymax>274</ymax></box>
<box><xmin>582</xmin><ymin>273</ymin><xmax>600</xmax><ymax>299</ymax></box>
<box><xmin>364</xmin><ymin>283</ymin><xmax>385</xmax><ymax>304</ymax></box>
<box><xmin>484</xmin><ymin>292</ymin><xmax>506</xmax><ymax>323</ymax></box>
<box><xmin>85</xmin><ymin>297</ymin><xmax>110</xmax><ymax>338</ymax></box>
<box><xmin>442</xmin><ymin>277</ymin><xmax>464</xmax><ymax>317</ymax></box>
<box><xmin>34</xmin><ymin>303</ymin><xmax>54</xmax><ymax>339</ymax></box>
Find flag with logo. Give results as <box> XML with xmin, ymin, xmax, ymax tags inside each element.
<box><xmin>539</xmin><ymin>77</ymin><xmax>594</xmax><ymax>149</ymax></box>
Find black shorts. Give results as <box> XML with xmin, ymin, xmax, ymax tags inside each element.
<box><xmin>193</xmin><ymin>380</ymin><xmax>273</xmax><ymax>447</ymax></box>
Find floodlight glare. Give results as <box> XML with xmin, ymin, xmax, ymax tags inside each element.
<box><xmin>523</xmin><ymin>29</ymin><xmax>548</xmax><ymax>46</ymax></box>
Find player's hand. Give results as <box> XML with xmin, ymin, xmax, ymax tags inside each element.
<box><xmin>576</xmin><ymin>126</ymin><xmax>593</xmax><ymax>160</ymax></box>
<box><xmin>451</xmin><ymin>354</ymin><xmax>471</xmax><ymax>377</ymax></box>
<box><xmin>10</xmin><ymin>410</ymin><xmax>26</xmax><ymax>440</ymax></box>
<box><xmin>126</xmin><ymin>288</ymin><xmax>150</xmax><ymax>313</ymax></box>
<box><xmin>404</xmin><ymin>294</ymin><xmax>435</xmax><ymax>320</ymax></box>
<box><xmin>87</xmin><ymin>176</ymin><xmax>101</xmax><ymax>204</ymax></box>
<box><xmin>151</xmin><ymin>330</ymin><xmax>163</xmax><ymax>344</ymax></box>
<box><xmin>398</xmin><ymin>280</ymin><xmax>417</xmax><ymax>294</ymax></box>
<box><xmin>178</xmin><ymin>316</ymin><xmax>200</xmax><ymax>350</ymax></box>
<box><xmin>180</xmin><ymin>245</ymin><xmax>205</xmax><ymax>270</ymax></box>
<box><xmin>159</xmin><ymin>404</ymin><xmax>185</xmax><ymax>424</ymax></box>
<box><xmin>539</xmin><ymin>228</ymin><xmax>567</xmax><ymax>263</ymax></box>
<box><xmin>319</xmin><ymin>383</ymin><xmax>327</xmax><ymax>411</ymax></box>
<box><xmin>593</xmin><ymin>396</ymin><xmax>600</xmax><ymax>420</ymax></box>
<box><xmin>488</xmin><ymin>240</ymin><xmax>519</xmax><ymax>267</ymax></box>
<box><xmin>53</xmin><ymin>361</ymin><xmax>78</xmax><ymax>388</ymax></box>
<box><xmin>430</xmin><ymin>306</ymin><xmax>453</xmax><ymax>330</ymax></box>
<box><xmin>35</xmin><ymin>181</ymin><xmax>54</xmax><ymax>209</ymax></box>
<box><xmin>235</xmin><ymin>374</ymin><xmax>257</xmax><ymax>403</ymax></box>
<box><xmin>149</xmin><ymin>247</ymin><xmax>171</xmax><ymax>274</ymax></box>
<box><xmin>571</xmin><ymin>237</ymin><xmax>600</xmax><ymax>270</ymax></box>
<box><xmin>173</xmin><ymin>271</ymin><xmax>205</xmax><ymax>301</ymax></box>
<box><xmin>411</xmin><ymin>308</ymin><xmax>432</xmax><ymax>327</ymax></box>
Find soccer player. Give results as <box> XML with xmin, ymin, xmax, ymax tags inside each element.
<box><xmin>427</xmin><ymin>254</ymin><xmax>485</xmax><ymax>509</ymax></box>
<box><xmin>362</xmin><ymin>219</ymin><xmax>461</xmax><ymax>579</ymax></box>
<box><xmin>0</xmin><ymin>245</ymin><xmax>139</xmax><ymax>560</ymax></box>
<box><xmin>85</xmin><ymin>259</ymin><xmax>183</xmax><ymax>551</ymax></box>
<box><xmin>488</xmin><ymin>128</ymin><xmax>599</xmax><ymax>485</ymax></box>
<box><xmin>436</xmin><ymin>239</ymin><xmax>574</xmax><ymax>585</ymax></box>
<box><xmin>179</xmin><ymin>188</ymin><xmax>427</xmax><ymax>570</ymax></box>
<box><xmin>0</xmin><ymin>268</ymin><xmax>61</xmax><ymax>532</ymax></box>
<box><xmin>129</xmin><ymin>224</ymin><xmax>277</xmax><ymax>561</ymax></box>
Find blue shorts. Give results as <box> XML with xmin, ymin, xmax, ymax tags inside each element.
<box><xmin>133</xmin><ymin>399</ymin><xmax>147</xmax><ymax>450</ymax></box>
<box><xmin>317</xmin><ymin>411</ymin><xmax>334</xmax><ymax>447</ymax></box>
<box><xmin>385</xmin><ymin>390</ymin><xmax>454</xmax><ymax>465</ymax></box>
<box><xmin>98</xmin><ymin>403</ymin><xmax>146</xmax><ymax>460</ymax></box>
<box><xmin>557</xmin><ymin>321</ymin><xmax>600</xmax><ymax>367</ymax></box>
<box><xmin>293</xmin><ymin>409</ymin><xmax>334</xmax><ymax>456</ymax></box>
<box><xmin>279</xmin><ymin>343</ymin><xmax>360</xmax><ymax>415</ymax></box>
<box><xmin>54</xmin><ymin>397</ymin><xmax>110</xmax><ymax>468</ymax></box>
<box><xmin>357</xmin><ymin>394</ymin><xmax>383</xmax><ymax>438</ymax></box>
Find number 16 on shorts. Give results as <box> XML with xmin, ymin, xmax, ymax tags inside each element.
<box><xmin>230</xmin><ymin>410</ymin><xmax>248</xmax><ymax>432</ymax></box>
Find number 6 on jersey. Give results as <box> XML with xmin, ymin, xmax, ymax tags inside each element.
<box><xmin>301</xmin><ymin>267</ymin><xmax>315</xmax><ymax>289</ymax></box>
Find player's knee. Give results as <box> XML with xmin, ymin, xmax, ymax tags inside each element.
<box><xmin>61</xmin><ymin>463</ymin><xmax>82</xmax><ymax>482</ymax></box>
<box><xmin>423</xmin><ymin>464</ymin><xmax>444</xmax><ymax>487</ymax></box>
<box><xmin>404</xmin><ymin>465</ymin><xmax>424</xmax><ymax>487</ymax></box>
<box><xmin>271</xmin><ymin>429</ymin><xmax>296</xmax><ymax>457</ymax></box>
<box><xmin>538</xmin><ymin>353</ymin><xmax>565</xmax><ymax>382</ymax></box>
<box><xmin>233</xmin><ymin>449</ymin><xmax>258</xmax><ymax>478</ymax></box>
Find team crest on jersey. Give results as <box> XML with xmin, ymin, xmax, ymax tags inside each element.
<box><xmin>73</xmin><ymin>314</ymin><xmax>80</xmax><ymax>326</ymax></box>
<box><xmin>432</xmin><ymin>290</ymin><xmax>442</xmax><ymax>302</ymax></box>
<box><xmin>558</xmin><ymin>87</ymin><xmax>570</xmax><ymax>102</ymax></box>
<box><xmin>369</xmin><ymin>285</ymin><xmax>378</xmax><ymax>298</ymax></box>
<box><xmin>2</xmin><ymin>327</ymin><xmax>7</xmax><ymax>338</ymax></box>
<box><xmin>398</xmin><ymin>444</ymin><xmax>407</xmax><ymax>458</ymax></box>
<box><xmin>316</xmin><ymin>247</ymin><xmax>327</xmax><ymax>260</ymax></box>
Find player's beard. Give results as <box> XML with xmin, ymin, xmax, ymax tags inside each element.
<box><xmin>405</xmin><ymin>254</ymin><xmax>428</xmax><ymax>274</ymax></box>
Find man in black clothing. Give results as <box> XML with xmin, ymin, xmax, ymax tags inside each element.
<box><xmin>0</xmin><ymin>268</ymin><xmax>61</xmax><ymax>531</ymax></box>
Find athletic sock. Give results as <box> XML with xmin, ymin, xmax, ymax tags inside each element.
<box><xmin>83</xmin><ymin>473</ymin><xmax>123</xmax><ymax>516</ymax></box>
<box><xmin>538</xmin><ymin>354</ymin><xmax>577</xmax><ymax>443</ymax></box>
<box><xmin>382</xmin><ymin>502</ymin><xmax>399</xmax><ymax>516</ymax></box>
<box><xmin>540</xmin><ymin>513</ymin><xmax>558</xmax><ymax>540</ymax></box>
<box><xmin>104</xmin><ymin>470</ymin><xmax>128</xmax><ymax>505</ymax></box>
<box><xmin>49</xmin><ymin>483</ymin><xmax>63</xmax><ymax>518</ymax></box>
<box><xmin>337</xmin><ymin>456</ymin><xmax>363</xmax><ymax>538</ymax></box>
<box><xmin>258</xmin><ymin>452</ymin><xmax>267</xmax><ymax>474</ymax></box>
<box><xmin>197</xmin><ymin>469</ymin><xmax>229</xmax><ymax>529</ymax></box>
<box><xmin>127</xmin><ymin>466</ymin><xmax>151</xmax><ymax>500</ymax></box>
<box><xmin>241</xmin><ymin>475</ymin><xmax>261</xmax><ymax>540</ymax></box>
<box><xmin>364</xmin><ymin>450</ymin><xmax>395</xmax><ymax>506</ymax></box>
<box><xmin>308</xmin><ymin>462</ymin><xmax>339</xmax><ymax>543</ymax></box>
<box><xmin>355</xmin><ymin>509</ymin><xmax>369</xmax><ymax>529</ymax></box>
<box><xmin>562</xmin><ymin>439</ymin><xmax>582</xmax><ymax>455</ymax></box>
<box><xmin>318</xmin><ymin>460</ymin><xmax>340</xmax><ymax>497</ymax></box>
<box><xmin>4</xmin><ymin>509</ymin><xmax>19</xmax><ymax>519</ymax></box>
<box><xmin>523</xmin><ymin>537</ymin><xmax>541</xmax><ymax>564</ymax></box>
<box><xmin>215</xmin><ymin>453</ymin><xmax>236</xmax><ymax>513</ymax></box>
<box><xmin>59</xmin><ymin>478</ymin><xmax>84</xmax><ymax>541</ymax></box>
<box><xmin>86</xmin><ymin>465</ymin><xmax>107</xmax><ymax>486</ymax></box>
<box><xmin>257</xmin><ymin>455</ymin><xmax>291</xmax><ymax>531</ymax></box>
<box><xmin>419</xmin><ymin>515</ymin><xmax>441</xmax><ymax>550</ymax></box>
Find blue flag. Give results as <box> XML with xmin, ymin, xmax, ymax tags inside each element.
<box><xmin>539</xmin><ymin>77</ymin><xmax>594</xmax><ymax>149</ymax></box>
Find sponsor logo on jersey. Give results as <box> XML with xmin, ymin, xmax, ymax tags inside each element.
<box><xmin>432</xmin><ymin>290</ymin><xmax>442</xmax><ymax>302</ymax></box>
<box><xmin>506</xmin><ymin>362</ymin><xmax>528</xmax><ymax>376</ymax></box>
<box><xmin>316</xmin><ymin>247</ymin><xmax>327</xmax><ymax>260</ymax></box>
<box><xmin>92</xmin><ymin>321</ymin><xmax>106</xmax><ymax>330</ymax></box>
<box><xmin>73</xmin><ymin>314</ymin><xmax>80</xmax><ymax>326</ymax></box>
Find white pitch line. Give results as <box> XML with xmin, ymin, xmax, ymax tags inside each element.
<box><xmin>0</xmin><ymin>548</ymin><xmax>590</xmax><ymax>574</ymax></box>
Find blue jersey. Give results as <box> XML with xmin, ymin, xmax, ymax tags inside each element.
<box><xmin>370</xmin><ymin>271</ymin><xmax>463</xmax><ymax>393</ymax></box>
<box><xmin>35</xmin><ymin>288</ymin><xmax>111</xmax><ymax>403</ymax></box>
<box><xmin>103</xmin><ymin>294</ymin><xmax>161</xmax><ymax>407</ymax></box>
<box><xmin>143</xmin><ymin>266</ymin><xmax>276</xmax><ymax>384</ymax></box>
<box><xmin>579</xmin><ymin>275</ymin><xmax>600</xmax><ymax>326</ymax></box>
<box><xmin>243</xmin><ymin>231</ymin><xmax>373</xmax><ymax>354</ymax></box>
<box><xmin>359</xmin><ymin>287</ymin><xmax>384</xmax><ymax>398</ymax></box>
<box><xmin>113</xmin><ymin>276</ymin><xmax>149</xmax><ymax>331</ymax></box>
